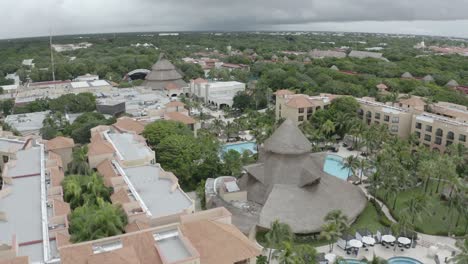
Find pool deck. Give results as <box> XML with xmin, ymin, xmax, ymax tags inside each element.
<box><xmin>315</xmin><ymin>240</ymin><xmax>454</xmax><ymax>264</ymax></box>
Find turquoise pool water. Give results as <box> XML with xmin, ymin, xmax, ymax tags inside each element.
<box><xmin>388</xmin><ymin>257</ymin><xmax>423</xmax><ymax>264</ymax></box>
<box><xmin>323</xmin><ymin>154</ymin><xmax>351</xmax><ymax>180</ymax></box>
<box><xmin>221</xmin><ymin>142</ymin><xmax>257</xmax><ymax>155</ymax></box>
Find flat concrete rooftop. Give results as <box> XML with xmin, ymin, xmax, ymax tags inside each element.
<box><xmin>0</xmin><ymin>145</ymin><xmax>44</xmax><ymax>262</ymax></box>
<box><xmin>123</xmin><ymin>166</ymin><xmax>192</xmax><ymax>218</ymax></box>
<box><xmin>107</xmin><ymin>133</ymin><xmax>152</xmax><ymax>161</ymax></box>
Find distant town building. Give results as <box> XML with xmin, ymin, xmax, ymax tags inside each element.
<box><xmin>422</xmin><ymin>75</ymin><xmax>434</xmax><ymax>83</ymax></box>
<box><xmin>21</xmin><ymin>59</ymin><xmax>34</xmax><ymax>68</ymax></box>
<box><xmin>52</xmin><ymin>42</ymin><xmax>92</xmax><ymax>52</ymax></box>
<box><xmin>348</xmin><ymin>50</ymin><xmax>386</xmax><ymax>60</ymax></box>
<box><xmin>401</xmin><ymin>72</ymin><xmax>414</xmax><ymax>79</ymax></box>
<box><xmin>5</xmin><ymin>111</ymin><xmax>50</xmax><ymax>136</ymax></box>
<box><xmin>309</xmin><ymin>49</ymin><xmax>346</xmax><ymax>59</ymax></box>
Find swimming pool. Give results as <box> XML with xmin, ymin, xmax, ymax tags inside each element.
<box><xmin>388</xmin><ymin>257</ymin><xmax>423</xmax><ymax>264</ymax></box>
<box><xmin>323</xmin><ymin>154</ymin><xmax>351</xmax><ymax>180</ymax></box>
<box><xmin>221</xmin><ymin>142</ymin><xmax>257</xmax><ymax>155</ymax></box>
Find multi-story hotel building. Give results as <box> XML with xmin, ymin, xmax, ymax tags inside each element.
<box><xmin>275</xmin><ymin>90</ymin><xmax>336</xmax><ymax>126</ymax></box>
<box><xmin>275</xmin><ymin>91</ymin><xmax>468</xmax><ymax>151</ymax></box>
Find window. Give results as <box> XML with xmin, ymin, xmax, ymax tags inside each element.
<box><xmin>375</xmin><ymin>113</ymin><xmax>381</xmax><ymax>119</ymax></box>
<box><xmin>298</xmin><ymin>108</ymin><xmax>304</xmax><ymax>113</ymax></box>
<box><xmin>392</xmin><ymin>117</ymin><xmax>399</xmax><ymax>123</ymax></box>
<box><xmin>459</xmin><ymin>134</ymin><xmax>466</xmax><ymax>142</ymax></box>
<box><xmin>366</xmin><ymin>111</ymin><xmax>372</xmax><ymax>118</ymax></box>
<box><xmin>2</xmin><ymin>155</ymin><xmax>8</xmax><ymax>163</ymax></box>
<box><xmin>424</xmin><ymin>134</ymin><xmax>431</xmax><ymax>142</ymax></box>
<box><xmin>374</xmin><ymin>121</ymin><xmax>380</xmax><ymax>124</ymax></box>
<box><xmin>435</xmin><ymin>137</ymin><xmax>442</xmax><ymax>145</ymax></box>
<box><xmin>307</xmin><ymin>107</ymin><xmax>313</xmax><ymax>113</ymax></box>
<box><xmin>384</xmin><ymin>115</ymin><xmax>390</xmax><ymax>122</ymax></box>
<box><xmin>447</xmin><ymin>131</ymin><xmax>454</xmax><ymax>140</ymax></box>
<box><xmin>425</xmin><ymin>125</ymin><xmax>432</xmax><ymax>132</ymax></box>
<box><xmin>446</xmin><ymin>141</ymin><xmax>453</xmax><ymax>147</ymax></box>
<box><xmin>415</xmin><ymin>132</ymin><xmax>421</xmax><ymax>138</ymax></box>
<box><xmin>298</xmin><ymin>116</ymin><xmax>304</xmax><ymax>122</ymax></box>
<box><xmin>415</xmin><ymin>122</ymin><xmax>422</xmax><ymax>129</ymax></box>
<box><xmin>435</xmin><ymin>129</ymin><xmax>443</xmax><ymax>137</ymax></box>
<box><xmin>391</xmin><ymin>125</ymin><xmax>398</xmax><ymax>132</ymax></box>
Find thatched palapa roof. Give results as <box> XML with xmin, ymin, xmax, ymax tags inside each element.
<box><xmin>144</xmin><ymin>55</ymin><xmax>187</xmax><ymax>90</ymax></box>
<box><xmin>238</xmin><ymin>119</ymin><xmax>367</xmax><ymax>233</ymax></box>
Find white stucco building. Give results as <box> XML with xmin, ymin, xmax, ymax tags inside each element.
<box><xmin>189</xmin><ymin>80</ymin><xmax>245</xmax><ymax>108</ymax></box>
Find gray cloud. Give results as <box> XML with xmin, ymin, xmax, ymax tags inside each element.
<box><xmin>1</xmin><ymin>0</ymin><xmax>468</xmax><ymax>39</ymax></box>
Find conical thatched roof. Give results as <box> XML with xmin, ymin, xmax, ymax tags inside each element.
<box><xmin>446</xmin><ymin>79</ymin><xmax>459</xmax><ymax>87</ymax></box>
<box><xmin>263</xmin><ymin>119</ymin><xmax>311</xmax><ymax>155</ymax></box>
<box><xmin>144</xmin><ymin>57</ymin><xmax>187</xmax><ymax>90</ymax></box>
<box><xmin>401</xmin><ymin>72</ymin><xmax>413</xmax><ymax>78</ymax></box>
<box><xmin>330</xmin><ymin>65</ymin><xmax>339</xmax><ymax>71</ymax></box>
<box><xmin>423</xmin><ymin>75</ymin><xmax>434</xmax><ymax>82</ymax></box>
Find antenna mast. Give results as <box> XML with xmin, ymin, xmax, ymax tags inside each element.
<box><xmin>49</xmin><ymin>32</ymin><xmax>56</xmax><ymax>84</ymax></box>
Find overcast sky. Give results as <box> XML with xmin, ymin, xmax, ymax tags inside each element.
<box><xmin>2</xmin><ymin>0</ymin><xmax>468</xmax><ymax>39</ymax></box>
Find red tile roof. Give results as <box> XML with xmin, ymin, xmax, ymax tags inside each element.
<box><xmin>113</xmin><ymin>117</ymin><xmax>145</xmax><ymax>134</ymax></box>
<box><xmin>164</xmin><ymin>112</ymin><xmax>197</xmax><ymax>125</ymax></box>
<box><xmin>46</xmin><ymin>136</ymin><xmax>75</xmax><ymax>150</ymax></box>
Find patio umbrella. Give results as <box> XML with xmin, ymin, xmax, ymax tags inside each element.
<box><xmin>382</xmin><ymin>235</ymin><xmax>396</xmax><ymax>243</ymax></box>
<box><xmin>362</xmin><ymin>236</ymin><xmax>376</xmax><ymax>245</ymax></box>
<box><xmin>349</xmin><ymin>239</ymin><xmax>363</xmax><ymax>248</ymax></box>
<box><xmin>398</xmin><ymin>237</ymin><xmax>411</xmax><ymax>245</ymax></box>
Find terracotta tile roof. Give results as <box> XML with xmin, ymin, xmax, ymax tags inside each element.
<box><xmin>125</xmin><ymin>221</ymin><xmax>151</xmax><ymax>233</ymax></box>
<box><xmin>181</xmin><ymin>220</ymin><xmax>260</xmax><ymax>264</ymax></box>
<box><xmin>110</xmin><ymin>188</ymin><xmax>131</xmax><ymax>205</ymax></box>
<box><xmin>164</xmin><ymin>82</ymin><xmax>179</xmax><ymax>90</ymax></box>
<box><xmin>113</xmin><ymin>117</ymin><xmax>145</xmax><ymax>134</ymax></box>
<box><xmin>285</xmin><ymin>95</ymin><xmax>314</xmax><ymax>108</ymax></box>
<box><xmin>88</xmin><ymin>140</ymin><xmax>115</xmax><ymax>156</ymax></box>
<box><xmin>121</xmin><ymin>232</ymin><xmax>162</xmax><ymax>264</ymax></box>
<box><xmin>164</xmin><ymin>112</ymin><xmax>196</xmax><ymax>125</ymax></box>
<box><xmin>53</xmin><ymin>199</ymin><xmax>71</xmax><ymax>216</ymax></box>
<box><xmin>46</xmin><ymin>136</ymin><xmax>75</xmax><ymax>150</ymax></box>
<box><xmin>274</xmin><ymin>89</ymin><xmax>295</xmax><ymax>96</ymax></box>
<box><xmin>50</xmin><ymin>166</ymin><xmax>64</xmax><ymax>187</ymax></box>
<box><xmin>87</xmin><ymin>246</ymin><xmax>141</xmax><ymax>264</ymax></box>
<box><xmin>96</xmin><ymin>159</ymin><xmax>119</xmax><ymax>179</ymax></box>
<box><xmin>193</xmin><ymin>78</ymin><xmax>208</xmax><ymax>84</ymax></box>
<box><xmin>60</xmin><ymin>243</ymin><xmax>94</xmax><ymax>264</ymax></box>
<box><xmin>0</xmin><ymin>257</ymin><xmax>29</xmax><ymax>264</ymax></box>
<box><xmin>165</xmin><ymin>101</ymin><xmax>185</xmax><ymax>107</ymax></box>
<box><xmin>48</xmin><ymin>151</ymin><xmax>63</xmax><ymax>168</ymax></box>
<box><xmin>56</xmin><ymin>232</ymin><xmax>71</xmax><ymax>248</ymax></box>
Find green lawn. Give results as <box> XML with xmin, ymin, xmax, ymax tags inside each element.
<box><xmin>348</xmin><ymin>202</ymin><xmax>390</xmax><ymax>234</ymax></box>
<box><xmin>377</xmin><ymin>182</ymin><xmax>467</xmax><ymax>236</ymax></box>
<box><xmin>256</xmin><ymin>202</ymin><xmax>388</xmax><ymax>248</ymax></box>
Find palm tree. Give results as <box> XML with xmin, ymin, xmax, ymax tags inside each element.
<box><xmin>324</xmin><ymin>210</ymin><xmax>349</xmax><ymax>232</ymax></box>
<box><xmin>403</xmin><ymin>194</ymin><xmax>430</xmax><ymax>224</ymax></box>
<box><xmin>319</xmin><ymin>222</ymin><xmax>341</xmax><ymax>252</ymax></box>
<box><xmin>451</xmin><ymin>238</ymin><xmax>468</xmax><ymax>264</ymax></box>
<box><xmin>265</xmin><ymin>220</ymin><xmax>294</xmax><ymax>263</ymax></box>
<box><xmin>211</xmin><ymin>118</ymin><xmax>225</xmax><ymax>136</ymax></box>
<box><xmin>342</xmin><ymin>156</ymin><xmax>359</xmax><ymax>179</ymax></box>
<box><xmin>357</xmin><ymin>158</ymin><xmax>370</xmax><ymax>182</ymax></box>
<box><xmin>273</xmin><ymin>241</ymin><xmax>297</xmax><ymax>264</ymax></box>
<box><xmin>293</xmin><ymin>244</ymin><xmax>317</xmax><ymax>264</ymax></box>
<box><xmin>320</xmin><ymin>119</ymin><xmax>335</xmax><ymax>140</ymax></box>
<box><xmin>67</xmin><ymin>146</ymin><xmax>92</xmax><ymax>175</ymax></box>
